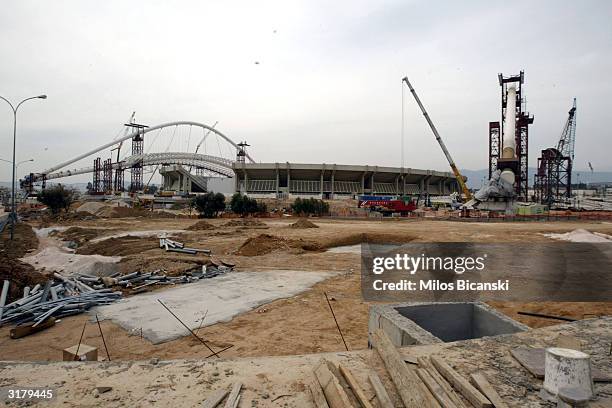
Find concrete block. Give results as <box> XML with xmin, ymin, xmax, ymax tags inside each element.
<box><xmin>63</xmin><ymin>344</ymin><xmax>98</xmax><ymax>361</ymax></box>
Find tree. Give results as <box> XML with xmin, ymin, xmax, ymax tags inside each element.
<box><xmin>191</xmin><ymin>192</ymin><xmax>226</xmax><ymax>218</ymax></box>
<box><xmin>291</xmin><ymin>197</ymin><xmax>329</xmax><ymax>216</ymax></box>
<box><xmin>38</xmin><ymin>184</ymin><xmax>76</xmax><ymax>214</ymax></box>
<box><xmin>230</xmin><ymin>193</ymin><xmax>266</xmax><ymax>217</ymax></box>
<box><xmin>146</xmin><ymin>185</ymin><xmax>159</xmax><ymax>195</ymax></box>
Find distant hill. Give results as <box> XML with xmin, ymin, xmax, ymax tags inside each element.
<box><xmin>461</xmin><ymin>169</ymin><xmax>612</xmax><ymax>189</ymax></box>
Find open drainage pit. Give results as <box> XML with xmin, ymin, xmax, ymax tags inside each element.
<box><xmin>369</xmin><ymin>302</ymin><xmax>528</xmax><ymax>347</ymax></box>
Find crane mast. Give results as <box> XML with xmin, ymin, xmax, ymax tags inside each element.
<box><xmin>402</xmin><ymin>77</ymin><xmax>472</xmax><ymax>201</ymax></box>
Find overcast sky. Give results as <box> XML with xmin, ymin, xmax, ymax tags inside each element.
<box><xmin>1</xmin><ymin>0</ymin><xmax>611</xmax><ymax>183</ymax></box>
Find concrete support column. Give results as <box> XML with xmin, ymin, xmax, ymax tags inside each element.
<box><xmin>360</xmin><ymin>172</ymin><xmax>365</xmax><ymax>195</ymax></box>
<box><xmin>331</xmin><ymin>165</ymin><xmax>336</xmax><ymax>199</ymax></box>
<box><xmin>275</xmin><ymin>163</ymin><xmax>279</xmax><ymax>195</ymax></box>
<box><xmin>439</xmin><ymin>180</ymin><xmax>443</xmax><ymax>195</ymax></box>
<box><xmin>286</xmin><ymin>162</ymin><xmax>291</xmax><ymax>195</ymax></box>
<box><xmin>394</xmin><ymin>175</ymin><xmax>399</xmax><ymax>196</ymax></box>
<box><xmin>320</xmin><ymin>165</ymin><xmax>325</xmax><ymax>198</ymax></box>
<box><xmin>371</xmin><ymin>173</ymin><xmax>375</xmax><ymax>194</ymax></box>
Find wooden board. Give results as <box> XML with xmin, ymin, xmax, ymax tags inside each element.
<box><xmin>367</xmin><ymin>372</ymin><xmax>394</xmax><ymax>408</ymax></box>
<box><xmin>223</xmin><ymin>382</ymin><xmax>241</xmax><ymax>408</ymax></box>
<box><xmin>430</xmin><ymin>356</ymin><xmax>492</xmax><ymax>408</ymax></box>
<box><xmin>469</xmin><ymin>373</ymin><xmax>508</xmax><ymax>408</ymax></box>
<box><xmin>10</xmin><ymin>317</ymin><xmax>56</xmax><ymax>339</ymax></box>
<box><xmin>417</xmin><ymin>368</ymin><xmax>458</xmax><ymax>408</ymax></box>
<box><xmin>308</xmin><ymin>378</ymin><xmax>330</xmax><ymax>408</ymax></box>
<box><xmin>371</xmin><ymin>329</ymin><xmax>439</xmax><ymax>408</ymax></box>
<box><xmin>510</xmin><ymin>347</ymin><xmax>612</xmax><ymax>382</ymax></box>
<box><xmin>417</xmin><ymin>357</ymin><xmax>467</xmax><ymax>408</ymax></box>
<box><xmin>338</xmin><ymin>364</ymin><xmax>374</xmax><ymax>408</ymax></box>
<box><xmin>202</xmin><ymin>388</ymin><xmax>229</xmax><ymax>408</ymax></box>
<box><xmin>314</xmin><ymin>360</ymin><xmax>356</xmax><ymax>408</ymax></box>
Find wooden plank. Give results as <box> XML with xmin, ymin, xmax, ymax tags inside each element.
<box><xmin>430</xmin><ymin>356</ymin><xmax>492</xmax><ymax>408</ymax></box>
<box><xmin>338</xmin><ymin>364</ymin><xmax>374</xmax><ymax>408</ymax></box>
<box><xmin>510</xmin><ymin>347</ymin><xmax>612</xmax><ymax>382</ymax></box>
<box><xmin>202</xmin><ymin>388</ymin><xmax>229</xmax><ymax>408</ymax></box>
<box><xmin>10</xmin><ymin>318</ymin><xmax>56</xmax><ymax>339</ymax></box>
<box><xmin>223</xmin><ymin>382</ymin><xmax>242</xmax><ymax>408</ymax></box>
<box><xmin>417</xmin><ymin>357</ymin><xmax>466</xmax><ymax>408</ymax></box>
<box><xmin>367</xmin><ymin>372</ymin><xmax>394</xmax><ymax>408</ymax></box>
<box><xmin>371</xmin><ymin>329</ymin><xmax>439</xmax><ymax>408</ymax></box>
<box><xmin>308</xmin><ymin>378</ymin><xmax>330</xmax><ymax>408</ymax></box>
<box><xmin>469</xmin><ymin>373</ymin><xmax>508</xmax><ymax>408</ymax></box>
<box><xmin>314</xmin><ymin>360</ymin><xmax>356</xmax><ymax>408</ymax></box>
<box><xmin>417</xmin><ymin>368</ymin><xmax>458</xmax><ymax>408</ymax></box>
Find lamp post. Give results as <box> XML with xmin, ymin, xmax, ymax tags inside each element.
<box><xmin>0</xmin><ymin>95</ymin><xmax>46</xmax><ymax>240</ymax></box>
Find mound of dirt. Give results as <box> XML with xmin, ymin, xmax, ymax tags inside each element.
<box><xmin>236</xmin><ymin>234</ymin><xmax>321</xmax><ymax>256</ymax></box>
<box><xmin>289</xmin><ymin>218</ymin><xmax>319</xmax><ymax>229</ymax></box>
<box><xmin>77</xmin><ymin>236</ymin><xmax>159</xmax><ymax>257</ymax></box>
<box><xmin>51</xmin><ymin>227</ymin><xmax>102</xmax><ymax>246</ymax></box>
<box><xmin>1</xmin><ymin>222</ymin><xmax>39</xmax><ymax>259</ymax></box>
<box><xmin>0</xmin><ymin>258</ymin><xmax>47</xmax><ymax>303</ymax></box>
<box><xmin>223</xmin><ymin>219</ymin><xmax>267</xmax><ymax>228</ymax></box>
<box><xmin>187</xmin><ymin>220</ymin><xmax>216</xmax><ymax>231</ymax></box>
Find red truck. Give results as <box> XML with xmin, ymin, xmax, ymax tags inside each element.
<box><xmin>358</xmin><ymin>198</ymin><xmax>417</xmax><ymax>216</ymax></box>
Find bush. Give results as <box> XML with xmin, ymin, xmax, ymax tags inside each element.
<box><xmin>291</xmin><ymin>197</ymin><xmax>329</xmax><ymax>216</ymax></box>
<box><xmin>230</xmin><ymin>193</ymin><xmax>266</xmax><ymax>217</ymax></box>
<box><xmin>38</xmin><ymin>184</ymin><xmax>76</xmax><ymax>214</ymax></box>
<box><xmin>191</xmin><ymin>192</ymin><xmax>226</xmax><ymax>218</ymax></box>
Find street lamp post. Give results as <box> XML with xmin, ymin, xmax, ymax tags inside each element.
<box><xmin>0</xmin><ymin>95</ymin><xmax>46</xmax><ymax>240</ymax></box>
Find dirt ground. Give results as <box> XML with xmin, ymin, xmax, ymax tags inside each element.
<box><xmin>1</xmin><ymin>216</ymin><xmax>611</xmax><ymax>361</ymax></box>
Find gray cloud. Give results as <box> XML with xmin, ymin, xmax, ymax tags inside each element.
<box><xmin>1</xmin><ymin>0</ymin><xmax>611</xmax><ymax>184</ymax></box>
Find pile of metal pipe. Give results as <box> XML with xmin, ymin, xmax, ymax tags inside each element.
<box><xmin>159</xmin><ymin>237</ymin><xmax>211</xmax><ymax>255</ymax></box>
<box><xmin>0</xmin><ymin>278</ymin><xmax>122</xmax><ymax>328</ymax></box>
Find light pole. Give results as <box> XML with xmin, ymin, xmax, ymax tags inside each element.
<box><xmin>0</xmin><ymin>95</ymin><xmax>46</xmax><ymax>240</ymax></box>
<box><xmin>0</xmin><ymin>158</ymin><xmax>34</xmax><ymax>168</ymax></box>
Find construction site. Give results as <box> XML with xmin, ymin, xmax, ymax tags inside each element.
<box><xmin>2</xmin><ymin>2</ymin><xmax>612</xmax><ymax>407</ymax></box>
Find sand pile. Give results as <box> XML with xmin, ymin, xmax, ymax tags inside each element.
<box><xmin>21</xmin><ymin>246</ymin><xmax>121</xmax><ymax>277</ymax></box>
<box><xmin>76</xmin><ymin>201</ymin><xmax>107</xmax><ymax>215</ymax></box>
<box><xmin>223</xmin><ymin>219</ymin><xmax>267</xmax><ymax>228</ymax></box>
<box><xmin>289</xmin><ymin>218</ymin><xmax>319</xmax><ymax>229</ymax></box>
<box><xmin>236</xmin><ymin>234</ymin><xmax>321</xmax><ymax>256</ymax></box>
<box><xmin>188</xmin><ymin>220</ymin><xmax>216</xmax><ymax>231</ymax></box>
<box><xmin>544</xmin><ymin>229</ymin><xmax>612</xmax><ymax>243</ymax></box>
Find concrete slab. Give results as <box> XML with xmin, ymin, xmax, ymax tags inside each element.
<box><xmin>95</xmin><ymin>269</ymin><xmax>336</xmax><ymax>344</ymax></box>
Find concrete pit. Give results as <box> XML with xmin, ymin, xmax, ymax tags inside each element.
<box><xmin>369</xmin><ymin>302</ymin><xmax>528</xmax><ymax>347</ymax></box>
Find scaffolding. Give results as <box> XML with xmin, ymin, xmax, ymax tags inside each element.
<box><xmin>92</xmin><ymin>157</ymin><xmax>102</xmax><ymax>194</ymax></box>
<box><xmin>126</xmin><ymin>123</ymin><xmax>148</xmax><ymax>192</ymax></box>
<box><xmin>489</xmin><ymin>71</ymin><xmax>534</xmax><ymax>201</ymax></box>
<box><xmin>534</xmin><ymin>99</ymin><xmax>577</xmax><ymax>205</ymax></box>
<box><xmin>103</xmin><ymin>158</ymin><xmax>113</xmax><ymax>194</ymax></box>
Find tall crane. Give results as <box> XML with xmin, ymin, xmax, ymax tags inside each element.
<box><xmin>556</xmin><ymin>98</ymin><xmax>577</xmax><ymax>162</ymax></box>
<box><xmin>402</xmin><ymin>77</ymin><xmax>472</xmax><ymax>201</ymax></box>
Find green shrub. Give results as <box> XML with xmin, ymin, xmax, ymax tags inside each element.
<box><xmin>291</xmin><ymin>197</ymin><xmax>329</xmax><ymax>216</ymax></box>
<box><xmin>191</xmin><ymin>192</ymin><xmax>226</xmax><ymax>218</ymax></box>
<box><xmin>230</xmin><ymin>193</ymin><xmax>266</xmax><ymax>216</ymax></box>
<box><xmin>38</xmin><ymin>184</ymin><xmax>76</xmax><ymax>214</ymax></box>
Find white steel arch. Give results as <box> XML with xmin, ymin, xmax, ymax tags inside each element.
<box><xmin>39</xmin><ymin>121</ymin><xmax>254</xmax><ymax>177</ymax></box>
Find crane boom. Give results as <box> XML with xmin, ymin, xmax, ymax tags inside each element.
<box><xmin>402</xmin><ymin>77</ymin><xmax>472</xmax><ymax>201</ymax></box>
